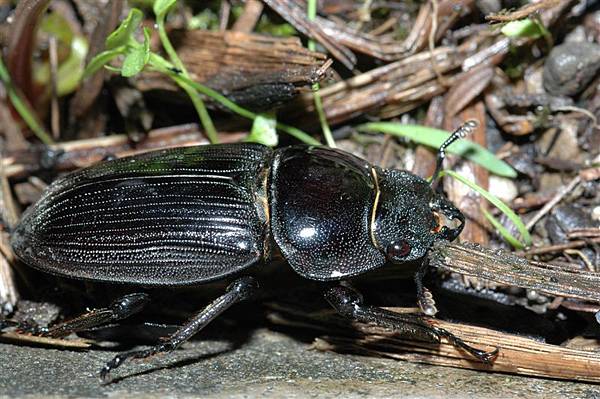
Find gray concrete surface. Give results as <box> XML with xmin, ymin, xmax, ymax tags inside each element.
<box><xmin>1</xmin><ymin>328</ymin><xmax>599</xmax><ymax>398</ymax></box>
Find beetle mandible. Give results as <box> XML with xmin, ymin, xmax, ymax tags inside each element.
<box><xmin>8</xmin><ymin>120</ymin><xmax>497</xmax><ymax>380</ymax></box>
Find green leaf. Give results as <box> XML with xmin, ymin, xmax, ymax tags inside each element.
<box><xmin>187</xmin><ymin>8</ymin><xmax>219</xmax><ymax>30</ymax></box>
<box><xmin>56</xmin><ymin>36</ymin><xmax>89</xmax><ymax>95</ymax></box>
<box><xmin>482</xmin><ymin>208</ymin><xmax>524</xmax><ymax>249</ymax></box>
<box><xmin>121</xmin><ymin>48</ymin><xmax>145</xmax><ymax>77</ymax></box>
<box><xmin>256</xmin><ymin>17</ymin><xmax>297</xmax><ymax>37</ymax></box>
<box><xmin>83</xmin><ymin>48</ymin><xmax>124</xmax><ymax>78</ymax></box>
<box><xmin>358</xmin><ymin>123</ymin><xmax>517</xmax><ymax>178</ymax></box>
<box><xmin>36</xmin><ymin>11</ymin><xmax>89</xmax><ymax>96</ymax></box>
<box><xmin>501</xmin><ymin>18</ymin><xmax>547</xmax><ymax>39</ymax></box>
<box><xmin>153</xmin><ymin>0</ymin><xmax>177</xmax><ymax>19</ymax></box>
<box><xmin>106</xmin><ymin>8</ymin><xmax>144</xmax><ymax>49</ymax></box>
<box><xmin>440</xmin><ymin>170</ymin><xmax>532</xmax><ymax>247</ymax></box>
<box><xmin>121</xmin><ymin>28</ymin><xmax>151</xmax><ymax>77</ymax></box>
<box><xmin>40</xmin><ymin>12</ymin><xmax>74</xmax><ymax>44</ymax></box>
<box><xmin>247</xmin><ymin>113</ymin><xmax>278</xmax><ymax>146</ymax></box>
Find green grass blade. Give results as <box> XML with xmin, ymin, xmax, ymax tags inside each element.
<box><xmin>501</xmin><ymin>18</ymin><xmax>548</xmax><ymax>40</ymax></box>
<box><xmin>482</xmin><ymin>207</ymin><xmax>524</xmax><ymax>249</ymax></box>
<box><xmin>440</xmin><ymin>170</ymin><xmax>531</xmax><ymax>247</ymax></box>
<box><xmin>0</xmin><ymin>56</ymin><xmax>53</xmax><ymax>144</ymax></box>
<box><xmin>358</xmin><ymin>122</ymin><xmax>517</xmax><ymax>178</ymax></box>
<box><xmin>152</xmin><ymin>60</ymin><xmax>319</xmax><ymax>145</ymax></box>
<box><xmin>307</xmin><ymin>0</ymin><xmax>335</xmax><ymax>147</ymax></box>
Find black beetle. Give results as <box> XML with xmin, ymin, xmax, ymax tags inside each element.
<box><xmin>8</xmin><ymin>121</ymin><xmax>497</xmax><ymax>380</ymax></box>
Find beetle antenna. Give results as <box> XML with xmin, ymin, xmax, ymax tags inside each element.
<box><xmin>430</xmin><ymin>120</ymin><xmax>478</xmax><ymax>189</ymax></box>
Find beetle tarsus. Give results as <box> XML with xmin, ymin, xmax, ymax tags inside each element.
<box><xmin>0</xmin><ymin>318</ymin><xmax>21</xmax><ymax>332</ymax></box>
<box><xmin>432</xmin><ymin>326</ymin><xmax>500</xmax><ymax>364</ymax></box>
<box><xmin>325</xmin><ymin>285</ymin><xmax>498</xmax><ymax>363</ymax></box>
<box><xmin>44</xmin><ymin>293</ymin><xmax>150</xmax><ymax>338</ymax></box>
<box><xmin>417</xmin><ymin>289</ymin><xmax>437</xmax><ymax>317</ymax></box>
<box><xmin>325</xmin><ymin>285</ymin><xmax>440</xmax><ymax>343</ymax></box>
<box><xmin>414</xmin><ymin>259</ymin><xmax>438</xmax><ymax>316</ymax></box>
<box><xmin>99</xmin><ymin>276</ymin><xmax>259</xmax><ymax>381</ymax></box>
<box><xmin>100</xmin><ymin>343</ymin><xmax>172</xmax><ymax>383</ymax></box>
<box><xmin>0</xmin><ymin>317</ymin><xmax>49</xmax><ymax>336</ymax></box>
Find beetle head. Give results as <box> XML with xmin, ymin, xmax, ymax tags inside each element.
<box><xmin>372</xmin><ymin>169</ymin><xmax>464</xmax><ymax>264</ymax></box>
<box><xmin>371</xmin><ymin>120</ymin><xmax>477</xmax><ymax>264</ymax></box>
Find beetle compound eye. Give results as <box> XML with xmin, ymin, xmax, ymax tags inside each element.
<box><xmin>386</xmin><ymin>240</ymin><xmax>411</xmax><ymax>260</ymax></box>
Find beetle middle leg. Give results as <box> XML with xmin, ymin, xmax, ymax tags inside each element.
<box><xmin>100</xmin><ymin>276</ymin><xmax>259</xmax><ymax>381</ymax></box>
<box><xmin>324</xmin><ymin>285</ymin><xmax>498</xmax><ymax>363</ymax></box>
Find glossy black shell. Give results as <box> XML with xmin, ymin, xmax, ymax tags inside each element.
<box><xmin>12</xmin><ymin>143</ymin><xmax>451</xmax><ymax>286</ymax></box>
<box><xmin>269</xmin><ymin>146</ymin><xmax>385</xmax><ymax>280</ymax></box>
<box><xmin>373</xmin><ymin>169</ymin><xmax>439</xmax><ymax>262</ymax></box>
<box><xmin>11</xmin><ymin>144</ymin><xmax>272</xmax><ymax>285</ymax></box>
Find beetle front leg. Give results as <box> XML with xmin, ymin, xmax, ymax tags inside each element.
<box><xmin>324</xmin><ymin>285</ymin><xmax>498</xmax><ymax>363</ymax></box>
<box><xmin>100</xmin><ymin>276</ymin><xmax>259</xmax><ymax>382</ymax></box>
<box><xmin>415</xmin><ymin>258</ymin><xmax>438</xmax><ymax>316</ymax></box>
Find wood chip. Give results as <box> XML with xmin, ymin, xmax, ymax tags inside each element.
<box><xmin>315</xmin><ymin>316</ymin><xmax>600</xmax><ymax>383</ymax></box>
<box><xmin>269</xmin><ymin>302</ymin><xmax>600</xmax><ymax>383</ymax></box>
<box><xmin>2</xmin><ymin>124</ymin><xmax>246</xmax><ymax>179</ymax></box>
<box><xmin>0</xmin><ymin>332</ymin><xmax>92</xmax><ymax>349</ymax></box>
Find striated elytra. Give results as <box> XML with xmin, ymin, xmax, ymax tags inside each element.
<box><xmin>9</xmin><ymin>122</ymin><xmax>498</xmax><ymax>381</ymax></box>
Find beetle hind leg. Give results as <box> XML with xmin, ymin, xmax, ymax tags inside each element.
<box><xmin>100</xmin><ymin>276</ymin><xmax>259</xmax><ymax>382</ymax></box>
<box><xmin>0</xmin><ymin>293</ymin><xmax>150</xmax><ymax>337</ymax></box>
<box><xmin>46</xmin><ymin>293</ymin><xmax>150</xmax><ymax>338</ymax></box>
<box><xmin>324</xmin><ymin>285</ymin><xmax>498</xmax><ymax>364</ymax></box>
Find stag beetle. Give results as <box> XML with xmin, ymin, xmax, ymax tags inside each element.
<box><xmin>7</xmin><ymin>121</ymin><xmax>497</xmax><ymax>380</ymax></box>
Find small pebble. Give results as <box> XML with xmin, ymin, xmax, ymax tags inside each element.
<box><xmin>592</xmin><ymin>206</ymin><xmax>600</xmax><ymax>222</ymax></box>
<box><xmin>543</xmin><ymin>42</ymin><xmax>600</xmax><ymax>96</ymax></box>
<box><xmin>488</xmin><ymin>175</ymin><xmax>518</xmax><ymax>203</ymax></box>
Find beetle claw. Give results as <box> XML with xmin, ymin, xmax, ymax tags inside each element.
<box><xmin>478</xmin><ymin>347</ymin><xmax>500</xmax><ymax>364</ymax></box>
<box><xmin>432</xmin><ymin>325</ymin><xmax>499</xmax><ymax>364</ymax></box>
<box><xmin>99</xmin><ymin>354</ymin><xmax>124</xmax><ymax>383</ymax></box>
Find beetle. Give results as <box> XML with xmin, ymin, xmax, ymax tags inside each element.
<box><xmin>7</xmin><ymin>121</ymin><xmax>497</xmax><ymax>380</ymax></box>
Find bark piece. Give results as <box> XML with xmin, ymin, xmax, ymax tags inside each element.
<box><xmin>2</xmin><ymin>124</ymin><xmax>246</xmax><ymax>179</ymax></box>
<box><xmin>134</xmin><ymin>30</ymin><xmax>329</xmax><ymax>111</ymax></box>
<box><xmin>315</xmin><ymin>317</ymin><xmax>600</xmax><ymax>383</ymax></box>
<box><xmin>268</xmin><ymin>302</ymin><xmax>600</xmax><ymax>383</ymax></box>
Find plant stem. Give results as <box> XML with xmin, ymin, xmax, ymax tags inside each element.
<box><xmin>0</xmin><ymin>56</ymin><xmax>54</xmax><ymax>145</ymax></box>
<box><xmin>307</xmin><ymin>0</ymin><xmax>335</xmax><ymax>147</ymax></box>
<box><xmin>156</xmin><ymin>13</ymin><xmax>218</xmax><ymax>143</ymax></box>
<box><xmin>160</xmin><ymin>65</ymin><xmax>319</xmax><ymax>145</ymax></box>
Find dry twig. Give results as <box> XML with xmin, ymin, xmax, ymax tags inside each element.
<box><xmin>486</xmin><ymin>0</ymin><xmax>563</xmax><ymax>22</ymax></box>
<box><xmin>431</xmin><ymin>241</ymin><xmax>600</xmax><ymax>303</ymax></box>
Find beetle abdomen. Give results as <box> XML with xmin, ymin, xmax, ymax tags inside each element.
<box><xmin>12</xmin><ymin>144</ymin><xmax>272</xmax><ymax>285</ymax></box>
